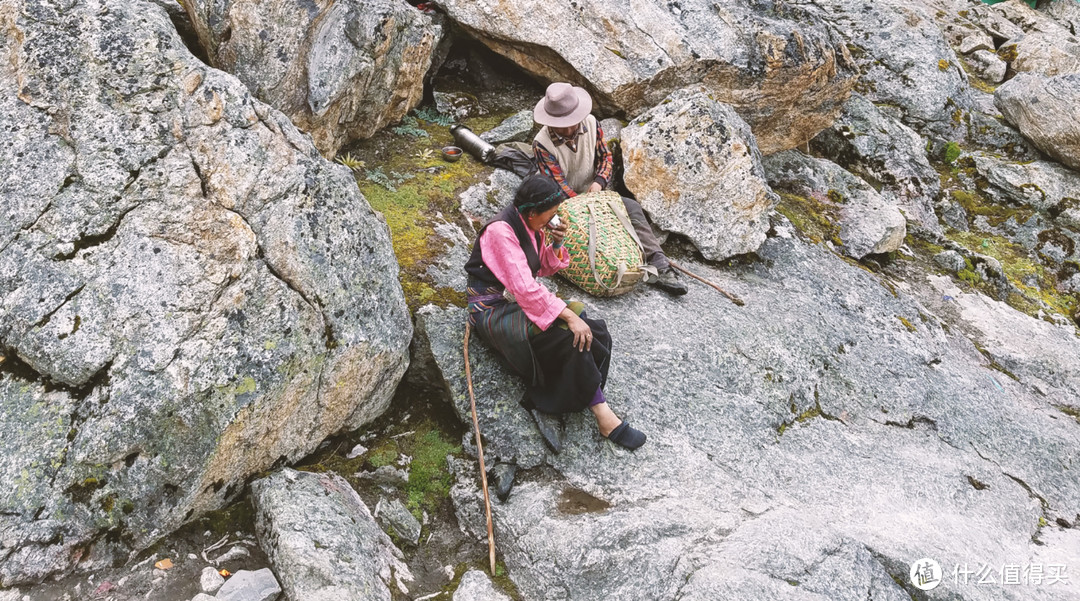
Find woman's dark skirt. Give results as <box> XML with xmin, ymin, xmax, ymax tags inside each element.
<box><xmin>468</xmin><ymin>301</ymin><xmax>611</xmax><ymax>415</ymax></box>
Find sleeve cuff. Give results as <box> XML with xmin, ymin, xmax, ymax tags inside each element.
<box><xmin>593</xmin><ymin>176</ymin><xmax>608</xmax><ymax>189</ymax></box>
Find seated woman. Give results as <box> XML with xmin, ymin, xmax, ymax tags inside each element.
<box><xmin>464</xmin><ymin>173</ymin><xmax>646</xmax><ymax>451</ymax></box>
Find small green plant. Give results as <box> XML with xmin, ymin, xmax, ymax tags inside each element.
<box><xmin>364</xmin><ymin>168</ymin><xmax>415</xmax><ymax>192</ymax></box>
<box><xmin>413</xmin><ymin>105</ymin><xmax>455</xmax><ymax>127</ymax></box>
<box><xmin>943</xmin><ymin>142</ymin><xmax>962</xmax><ymax>164</ymax></box>
<box><xmin>391</xmin><ymin>116</ymin><xmax>429</xmax><ymax>138</ymax></box>
<box><xmin>414</xmin><ymin>148</ymin><xmax>436</xmax><ymax>160</ymax></box>
<box><xmin>335</xmin><ymin>152</ymin><xmax>366</xmax><ymax>172</ymax></box>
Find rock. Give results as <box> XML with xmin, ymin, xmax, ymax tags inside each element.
<box><xmin>1045</xmin><ymin>0</ymin><xmax>1080</xmax><ymax>34</ymax></box>
<box><xmin>435</xmin><ymin>90</ymin><xmax>481</xmax><ymax>122</ymax></box>
<box><xmin>1000</xmin><ymin>31</ymin><xmax>1080</xmax><ymax>77</ymax></box>
<box><xmin>346</xmin><ymin>444</ymin><xmax>368</xmax><ymax>460</ymax></box>
<box><xmin>934</xmin><ymin>250</ymin><xmax>967</xmax><ymax>273</ymax></box>
<box><xmin>423</xmin><ymin>230</ymin><xmax>1080</xmax><ymax>600</ymax></box>
<box><xmin>763</xmin><ymin>151</ymin><xmax>907</xmax><ymax>259</ymax></box>
<box><xmin>200</xmin><ymin>566</ymin><xmax>225</xmax><ymax>594</ymax></box>
<box><xmin>215</xmin><ymin>568</ymin><xmax>281</xmax><ymax>601</ymax></box>
<box><xmin>191</xmin><ymin>594</ymin><xmax>216</xmax><ymax>601</ymax></box>
<box><xmin>250</xmin><ymin>469</ymin><xmax>411</xmax><ymax>601</ymax></box>
<box><xmin>0</xmin><ymin>0</ymin><xmax>411</xmax><ymax>586</ymax></box>
<box><xmin>375</xmin><ymin>497</ymin><xmax>422</xmax><ymax>547</ymax></box>
<box><xmin>971</xmin><ymin>154</ymin><xmax>1080</xmax><ymax>215</ymax></box>
<box><xmin>479</xmin><ymin>110</ymin><xmax>534</xmax><ymax>145</ymax></box>
<box><xmin>811</xmin><ymin>94</ymin><xmax>942</xmax><ymax>232</ymax></box>
<box><xmin>424</xmin><ymin>219</ymin><xmax>473</xmax><ymax>292</ymax></box>
<box><xmin>453</xmin><ymin>570</ymin><xmax>510</xmax><ymax>601</ymax></box>
<box><xmin>434</xmin><ymin>0</ymin><xmax>858</xmax><ymax>155</ymax></box>
<box><xmin>181</xmin><ymin>0</ymin><xmax>444</xmax><ymax>157</ymax></box>
<box><xmin>459</xmin><ymin>170</ymin><xmax>522</xmax><ymax>226</ymax></box>
<box><xmin>599</xmin><ymin>118</ymin><xmax>624</xmax><ymax>147</ymax></box>
<box><xmin>971</xmin><ymin>0</ymin><xmax>1080</xmax><ymax>77</ymax></box>
<box><xmin>996</xmin><ymin>72</ymin><xmax>1080</xmax><ymax>171</ymax></box>
<box><xmin>622</xmin><ymin>87</ymin><xmax>777</xmax><ymax>261</ymax></box>
<box><xmin>959</xmin><ymin>31</ymin><xmax>995</xmax><ymax>55</ymax></box>
<box><xmin>965</xmin><ymin>49</ymin><xmax>1008</xmax><ymax>84</ymax></box>
<box><xmin>798</xmin><ymin>0</ymin><xmax>971</xmax><ymax>139</ymax></box>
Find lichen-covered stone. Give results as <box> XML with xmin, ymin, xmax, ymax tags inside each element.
<box><xmin>996</xmin><ymin>72</ymin><xmax>1080</xmax><ymax>172</ymax></box>
<box><xmin>181</xmin><ymin>0</ymin><xmax>444</xmax><ymax>157</ymax></box>
<box><xmin>250</xmin><ymin>469</ymin><xmax>411</xmax><ymax>601</ymax></box>
<box><xmin>811</xmin><ymin>94</ymin><xmax>942</xmax><ymax>232</ymax></box>
<box><xmin>763</xmin><ymin>151</ymin><xmax>906</xmax><ymax>258</ymax></box>
<box><xmin>0</xmin><ymin>0</ymin><xmax>410</xmax><ymax>585</ymax></box>
<box><xmin>434</xmin><ymin>0</ymin><xmax>858</xmax><ymax>155</ymax></box>
<box><xmin>622</xmin><ymin>87</ymin><xmax>777</xmax><ymax>261</ymax></box>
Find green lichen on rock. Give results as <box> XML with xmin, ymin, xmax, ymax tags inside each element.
<box><xmin>943</xmin><ymin>142</ymin><xmax>962</xmax><ymax>165</ymax></box>
<box><xmin>776</xmin><ymin>192</ymin><xmax>843</xmax><ymax>246</ymax></box>
<box><xmin>896</xmin><ymin>316</ymin><xmax>917</xmax><ymax>332</ymax></box>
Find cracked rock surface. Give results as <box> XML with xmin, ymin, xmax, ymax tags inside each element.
<box><xmin>180</xmin><ymin>0</ymin><xmax>445</xmax><ymax>158</ymax></box>
<box><xmin>0</xmin><ymin>0</ymin><xmax>410</xmax><ymax>586</ymax></box>
<box><xmin>421</xmin><ymin>226</ymin><xmax>1080</xmax><ymax>600</ymax></box>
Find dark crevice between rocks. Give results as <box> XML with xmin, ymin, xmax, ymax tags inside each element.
<box><xmin>190</xmin><ymin>156</ymin><xmax>209</xmax><ymax>198</ymax></box>
<box><xmin>56</xmin><ymin>205</ymin><xmax>138</xmax><ymax>261</ymax></box>
<box><xmin>33</xmin><ymin>284</ymin><xmax>85</xmax><ymax>329</ymax></box>
<box><xmin>883</xmin><ymin>415</ymin><xmax>938</xmax><ymax>431</ymax></box>
<box><xmin>970</xmin><ymin>443</ymin><xmax>1051</xmax><ymax>542</ymax></box>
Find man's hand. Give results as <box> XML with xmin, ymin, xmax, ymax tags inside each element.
<box><xmin>588</xmin><ymin>182</ymin><xmax>603</xmax><ymax>194</ymax></box>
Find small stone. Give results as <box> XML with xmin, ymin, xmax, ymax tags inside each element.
<box><xmin>453</xmin><ymin>570</ymin><xmax>511</xmax><ymax>601</ymax></box>
<box><xmin>200</xmin><ymin>566</ymin><xmax>225</xmax><ymax>594</ymax></box>
<box><xmin>959</xmin><ymin>32</ymin><xmax>994</xmax><ymax>55</ymax></box>
<box><xmin>933</xmin><ymin>250</ymin><xmax>966</xmax><ymax>273</ymax></box>
<box><xmin>346</xmin><ymin>444</ymin><xmax>368</xmax><ymax>459</ymax></box>
<box><xmin>191</xmin><ymin>595</ymin><xmax>216</xmax><ymax>601</ymax></box>
<box><xmin>967</xmin><ymin>50</ymin><xmax>1007</xmax><ymax>84</ymax></box>
<box><xmin>443</xmin><ymin>565</ymin><xmax>456</xmax><ymax>581</ymax></box>
<box><xmin>480</xmin><ymin>110</ymin><xmax>534</xmax><ymax>145</ymax></box>
<box><xmin>215</xmin><ymin>568</ymin><xmax>281</xmax><ymax>601</ymax></box>
<box><xmin>153</xmin><ymin>558</ymin><xmax>173</xmax><ymax>570</ymax></box>
<box><xmin>375</xmin><ymin>498</ymin><xmax>422</xmax><ymax>546</ymax></box>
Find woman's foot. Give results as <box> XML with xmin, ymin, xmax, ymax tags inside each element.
<box><xmin>589</xmin><ymin>402</ymin><xmax>647</xmax><ymax>450</ymax></box>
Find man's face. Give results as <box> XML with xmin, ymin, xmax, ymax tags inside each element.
<box><xmin>550</xmin><ymin>122</ymin><xmax>581</xmax><ymax>138</ymax></box>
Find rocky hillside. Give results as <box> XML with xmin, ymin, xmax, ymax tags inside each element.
<box><xmin>2</xmin><ymin>0</ymin><xmax>1080</xmax><ymax>600</ymax></box>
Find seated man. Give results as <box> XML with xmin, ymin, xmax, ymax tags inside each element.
<box><xmin>531</xmin><ymin>82</ymin><xmax>687</xmax><ymax>296</ymax></box>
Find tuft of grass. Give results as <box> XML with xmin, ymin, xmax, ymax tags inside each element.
<box><xmin>404</xmin><ymin>426</ymin><xmax>460</xmax><ymax>520</ymax></box>
<box><xmin>335</xmin><ymin>153</ymin><xmax>366</xmax><ymax>172</ymax></box>
<box><xmin>943</xmin><ymin>142</ymin><xmax>962</xmax><ymax>164</ymax></box>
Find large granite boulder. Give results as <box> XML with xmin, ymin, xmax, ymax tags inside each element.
<box><xmin>422</xmin><ymin>228</ymin><xmax>1080</xmax><ymax>600</ymax></box>
<box><xmin>434</xmin><ymin>0</ymin><xmax>858</xmax><ymax>155</ymax></box>
<box><xmin>996</xmin><ymin>72</ymin><xmax>1080</xmax><ymax>172</ymax></box>
<box><xmin>797</xmin><ymin>0</ymin><xmax>971</xmax><ymax>140</ymax></box>
<box><xmin>763</xmin><ymin>151</ymin><xmax>907</xmax><ymax>258</ymax></box>
<box><xmin>250</xmin><ymin>469</ymin><xmax>412</xmax><ymax>601</ymax></box>
<box><xmin>0</xmin><ymin>0</ymin><xmax>410</xmax><ymax>586</ymax></box>
<box><xmin>180</xmin><ymin>0</ymin><xmax>444</xmax><ymax>157</ymax></box>
<box><xmin>622</xmin><ymin>87</ymin><xmax>777</xmax><ymax>261</ymax></box>
<box><xmin>811</xmin><ymin>94</ymin><xmax>943</xmax><ymax>232</ymax></box>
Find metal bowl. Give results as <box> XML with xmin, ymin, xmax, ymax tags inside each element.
<box><xmin>441</xmin><ymin>145</ymin><xmax>463</xmax><ymax>162</ymax></box>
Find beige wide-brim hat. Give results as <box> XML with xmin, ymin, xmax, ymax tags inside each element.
<box><xmin>533</xmin><ymin>82</ymin><xmax>593</xmax><ymax>128</ymax></box>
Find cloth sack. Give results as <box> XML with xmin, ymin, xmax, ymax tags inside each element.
<box><xmin>557</xmin><ymin>191</ymin><xmax>655</xmax><ymax>296</ymax></box>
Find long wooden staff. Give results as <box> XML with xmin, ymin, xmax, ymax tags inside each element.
<box><xmin>668</xmin><ymin>260</ymin><xmax>745</xmax><ymax>306</ymax></box>
<box><xmin>463</xmin><ymin>322</ymin><xmax>497</xmax><ymax>574</ymax></box>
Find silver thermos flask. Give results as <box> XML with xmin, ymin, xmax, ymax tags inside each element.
<box><xmin>450</xmin><ymin>124</ymin><xmax>495</xmax><ymax>163</ymax></box>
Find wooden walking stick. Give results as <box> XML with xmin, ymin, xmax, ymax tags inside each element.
<box><xmin>669</xmin><ymin>260</ymin><xmax>745</xmax><ymax>306</ymax></box>
<box><xmin>463</xmin><ymin>322</ymin><xmax>497</xmax><ymax>575</ymax></box>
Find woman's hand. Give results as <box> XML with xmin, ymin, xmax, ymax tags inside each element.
<box><xmin>560</xmin><ymin>308</ymin><xmax>592</xmax><ymax>352</ymax></box>
<box><xmin>588</xmin><ymin>182</ymin><xmax>603</xmax><ymax>194</ymax></box>
<box><xmin>547</xmin><ymin>219</ymin><xmax>569</xmax><ymax>248</ymax></box>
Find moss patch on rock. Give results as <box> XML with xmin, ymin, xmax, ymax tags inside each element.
<box><xmin>341</xmin><ymin>106</ymin><xmax>515</xmax><ymax>312</ymax></box>
<box><xmin>775</xmin><ymin>192</ymin><xmax>843</xmax><ymax>246</ymax></box>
